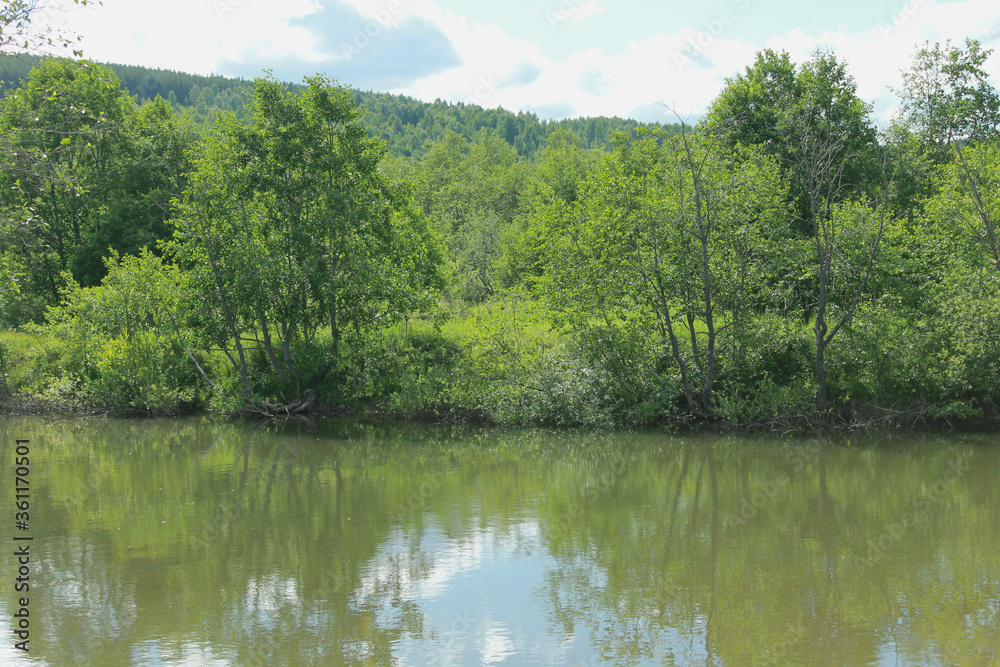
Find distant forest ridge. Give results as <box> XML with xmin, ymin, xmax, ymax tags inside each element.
<box><xmin>0</xmin><ymin>54</ymin><xmax>673</xmax><ymax>158</ymax></box>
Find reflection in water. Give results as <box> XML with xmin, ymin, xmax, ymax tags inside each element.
<box><xmin>356</xmin><ymin>521</ymin><xmax>547</xmax><ymax>666</ymax></box>
<box><xmin>0</xmin><ymin>417</ymin><xmax>997</xmax><ymax>665</ymax></box>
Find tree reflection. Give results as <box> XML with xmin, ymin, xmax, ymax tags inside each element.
<box><xmin>0</xmin><ymin>418</ymin><xmax>997</xmax><ymax>666</ymax></box>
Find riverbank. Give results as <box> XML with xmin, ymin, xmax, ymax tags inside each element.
<box><xmin>3</xmin><ymin>304</ymin><xmax>998</xmax><ymax>434</ymax></box>
<box><xmin>3</xmin><ymin>389</ymin><xmax>997</xmax><ymax>437</ymax></box>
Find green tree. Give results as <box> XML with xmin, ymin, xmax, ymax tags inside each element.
<box><xmin>71</xmin><ymin>95</ymin><xmax>195</xmax><ymax>286</ymax></box>
<box><xmin>532</xmin><ymin>128</ymin><xmax>600</xmax><ymax>205</ymax></box>
<box><xmin>896</xmin><ymin>39</ymin><xmax>999</xmax><ymax>161</ymax></box>
<box><xmin>0</xmin><ymin>0</ymin><xmax>94</xmax><ymax>58</ymax></box>
<box><xmin>781</xmin><ymin>89</ymin><xmax>893</xmax><ymax>408</ymax></box>
<box><xmin>926</xmin><ymin>140</ymin><xmax>1000</xmax><ymax>280</ymax></box>
<box><xmin>704</xmin><ymin>49</ymin><xmax>798</xmax><ymax>157</ymax></box>
<box><xmin>542</xmin><ymin>128</ymin><xmax>786</xmax><ymax>414</ymax></box>
<box><xmin>170</xmin><ymin>74</ymin><xmax>440</xmax><ymax>410</ymax></box>
<box><xmin>0</xmin><ymin>58</ymin><xmax>134</xmax><ymax>315</ymax></box>
<box><xmin>709</xmin><ymin>49</ymin><xmax>889</xmax><ymax>409</ymax></box>
<box><xmin>42</xmin><ymin>249</ymin><xmax>206</xmax><ymax>412</ymax></box>
<box><xmin>417</xmin><ymin>129</ymin><xmax>528</xmax><ymax>301</ymax></box>
<box><xmin>706</xmin><ymin>50</ymin><xmax>878</xmax><ymax>228</ymax></box>
<box><xmin>498</xmin><ymin>129</ymin><xmax>601</xmax><ymax>290</ymax></box>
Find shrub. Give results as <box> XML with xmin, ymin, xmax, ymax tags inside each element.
<box><xmin>715</xmin><ymin>314</ymin><xmax>815</xmax><ymax>423</ymax></box>
<box><xmin>88</xmin><ymin>331</ymin><xmax>201</xmax><ymax>413</ymax></box>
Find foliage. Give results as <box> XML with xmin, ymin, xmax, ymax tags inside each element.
<box><xmin>3</xmin><ymin>44</ymin><xmax>1000</xmax><ymax>427</ymax></box>
<box><xmin>170</xmin><ymin>74</ymin><xmax>441</xmax><ymax>407</ymax></box>
<box><xmin>71</xmin><ymin>95</ymin><xmax>195</xmax><ymax>285</ymax></box>
<box><xmin>1</xmin><ymin>55</ymin><xmax>669</xmax><ymax>159</ymax></box>
<box><xmin>0</xmin><ymin>58</ymin><xmax>132</xmax><ymax>303</ymax></box>
<box><xmin>926</xmin><ymin>140</ymin><xmax>1000</xmax><ymax>278</ymax></box>
<box><xmin>706</xmin><ymin>49</ymin><xmax>879</xmax><ymax>226</ymax></box>
<box><xmin>38</xmin><ymin>250</ymin><xmax>202</xmax><ymax>412</ymax></box>
<box><xmin>0</xmin><ymin>335</ymin><xmax>9</xmax><ymax>396</ymax></box>
<box><xmin>540</xmin><ymin>127</ymin><xmax>787</xmax><ymax>414</ymax></box>
<box><xmin>714</xmin><ymin>313</ymin><xmax>815</xmax><ymax>424</ymax></box>
<box><xmin>372</xmin><ymin>300</ymin><xmax>680</xmax><ymax>427</ymax></box>
<box><xmin>0</xmin><ymin>58</ymin><xmax>193</xmax><ymax>324</ymax></box>
<box><xmin>895</xmin><ymin>39</ymin><xmax>999</xmax><ymax>159</ymax></box>
<box><xmin>416</xmin><ymin>130</ymin><xmax>530</xmax><ymax>301</ymax></box>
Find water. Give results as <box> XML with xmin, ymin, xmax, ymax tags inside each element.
<box><xmin>0</xmin><ymin>417</ymin><xmax>997</xmax><ymax>666</ymax></box>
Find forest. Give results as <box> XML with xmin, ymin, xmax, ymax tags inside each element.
<box><xmin>0</xmin><ymin>54</ymin><xmax>664</xmax><ymax>158</ymax></box>
<box><xmin>0</xmin><ymin>39</ymin><xmax>998</xmax><ymax>429</ymax></box>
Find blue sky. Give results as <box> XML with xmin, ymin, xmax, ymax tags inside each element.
<box><xmin>39</xmin><ymin>0</ymin><xmax>1000</xmax><ymax>123</ymax></box>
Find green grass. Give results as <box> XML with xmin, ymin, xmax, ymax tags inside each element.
<box><xmin>0</xmin><ymin>328</ymin><xmax>64</xmax><ymax>396</ymax></box>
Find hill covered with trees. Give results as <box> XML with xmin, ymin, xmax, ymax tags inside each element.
<box><xmin>0</xmin><ymin>54</ymin><xmax>665</xmax><ymax>158</ymax></box>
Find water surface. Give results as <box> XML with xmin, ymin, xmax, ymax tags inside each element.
<box><xmin>1</xmin><ymin>417</ymin><xmax>997</xmax><ymax>665</ymax></box>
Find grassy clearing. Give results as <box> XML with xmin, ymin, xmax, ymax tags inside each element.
<box><xmin>0</xmin><ymin>328</ymin><xmax>68</xmax><ymax>397</ymax></box>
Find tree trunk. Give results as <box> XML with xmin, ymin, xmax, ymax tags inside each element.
<box><xmin>814</xmin><ymin>316</ymin><xmax>828</xmax><ymax>409</ymax></box>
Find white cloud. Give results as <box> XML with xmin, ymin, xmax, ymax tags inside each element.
<box><xmin>758</xmin><ymin>0</ymin><xmax>1000</xmax><ymax>125</ymax></box>
<box><xmin>381</xmin><ymin>3</ymin><xmax>551</xmax><ymax>109</ymax></box>
<box><xmin>44</xmin><ymin>0</ymin><xmax>322</xmax><ymax>75</ymax></box>
<box><xmin>457</xmin><ymin>0</ymin><xmax>1000</xmax><ymax>123</ymax></box>
<box><xmin>32</xmin><ymin>0</ymin><xmax>1000</xmax><ymax>124</ymax></box>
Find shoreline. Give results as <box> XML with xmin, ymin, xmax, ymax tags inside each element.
<box><xmin>3</xmin><ymin>393</ymin><xmax>997</xmax><ymax>436</ymax></box>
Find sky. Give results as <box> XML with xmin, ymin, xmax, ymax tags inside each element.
<box><xmin>32</xmin><ymin>0</ymin><xmax>1000</xmax><ymax>124</ymax></box>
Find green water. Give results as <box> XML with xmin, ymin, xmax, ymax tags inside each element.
<box><xmin>0</xmin><ymin>417</ymin><xmax>997</xmax><ymax>666</ymax></box>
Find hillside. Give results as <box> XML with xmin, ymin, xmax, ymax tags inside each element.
<box><xmin>0</xmin><ymin>54</ymin><xmax>672</xmax><ymax>158</ymax></box>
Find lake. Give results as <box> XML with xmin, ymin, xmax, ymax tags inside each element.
<box><xmin>1</xmin><ymin>416</ymin><xmax>997</xmax><ymax>666</ymax></box>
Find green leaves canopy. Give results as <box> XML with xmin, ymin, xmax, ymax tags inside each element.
<box><xmin>540</xmin><ymin>128</ymin><xmax>787</xmax><ymax>412</ymax></box>
<box><xmin>171</xmin><ymin>75</ymin><xmax>440</xmax><ymax>403</ymax></box>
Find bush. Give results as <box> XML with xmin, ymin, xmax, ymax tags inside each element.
<box><xmin>88</xmin><ymin>331</ymin><xmax>201</xmax><ymax>413</ymax></box>
<box><xmin>0</xmin><ymin>327</ymin><xmax>88</xmax><ymax>398</ymax></box>
<box><xmin>715</xmin><ymin>314</ymin><xmax>815</xmax><ymax>423</ymax></box>
<box><xmin>568</xmin><ymin>324</ymin><xmax>680</xmax><ymax>425</ymax></box>
<box><xmin>15</xmin><ymin>250</ymin><xmax>210</xmax><ymax>412</ymax></box>
<box><xmin>429</xmin><ymin>307</ymin><xmax>680</xmax><ymax>427</ymax></box>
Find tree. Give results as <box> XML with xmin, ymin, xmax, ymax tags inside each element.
<box><xmin>0</xmin><ymin>58</ymin><xmax>134</xmax><ymax>317</ymax></box>
<box><xmin>710</xmin><ymin>49</ymin><xmax>889</xmax><ymax>409</ymax></box>
<box><xmin>927</xmin><ymin>141</ymin><xmax>1000</xmax><ymax>279</ymax></box>
<box><xmin>71</xmin><ymin>95</ymin><xmax>195</xmax><ymax>286</ymax></box>
<box><xmin>783</xmin><ymin>102</ymin><xmax>893</xmax><ymax>408</ymax></box>
<box><xmin>704</xmin><ymin>49</ymin><xmax>799</xmax><ymax>159</ymax></box>
<box><xmin>497</xmin><ymin>129</ymin><xmax>601</xmax><ymax>291</ymax></box>
<box><xmin>42</xmin><ymin>249</ymin><xmax>206</xmax><ymax>412</ymax></box>
<box><xmin>896</xmin><ymin>39</ymin><xmax>999</xmax><ymax>161</ymax></box>
<box><xmin>542</xmin><ymin>127</ymin><xmax>786</xmax><ymax>414</ymax></box>
<box><xmin>170</xmin><ymin>74</ymin><xmax>440</xmax><ymax>410</ymax></box>
<box><xmin>0</xmin><ymin>0</ymin><xmax>95</xmax><ymax>58</ymax></box>
<box><xmin>417</xmin><ymin>129</ymin><xmax>528</xmax><ymax>301</ymax></box>
<box><xmin>533</xmin><ymin>128</ymin><xmax>600</xmax><ymax>205</ymax></box>
<box><xmin>706</xmin><ymin>50</ymin><xmax>878</xmax><ymax>229</ymax></box>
